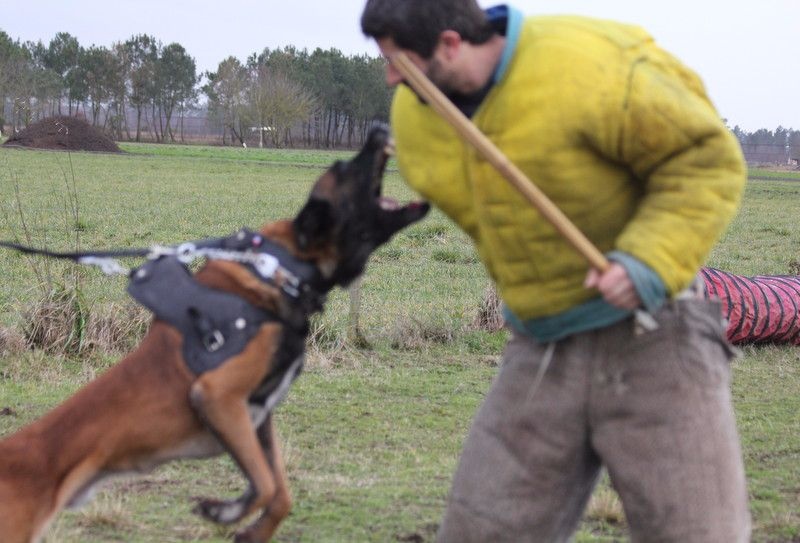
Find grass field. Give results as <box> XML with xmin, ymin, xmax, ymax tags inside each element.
<box><xmin>0</xmin><ymin>142</ymin><xmax>798</xmax><ymax>542</ymax></box>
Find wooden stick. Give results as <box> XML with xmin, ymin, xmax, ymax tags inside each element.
<box><xmin>390</xmin><ymin>52</ymin><xmax>610</xmax><ymax>272</ymax></box>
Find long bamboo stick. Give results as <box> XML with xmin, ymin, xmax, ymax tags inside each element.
<box><xmin>390</xmin><ymin>52</ymin><xmax>610</xmax><ymax>272</ymax></box>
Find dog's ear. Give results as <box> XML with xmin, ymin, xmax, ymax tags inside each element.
<box><xmin>293</xmin><ymin>197</ymin><xmax>335</xmax><ymax>250</ymax></box>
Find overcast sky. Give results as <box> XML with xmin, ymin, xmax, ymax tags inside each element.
<box><xmin>2</xmin><ymin>1</ymin><xmax>797</xmax><ymax>132</ymax></box>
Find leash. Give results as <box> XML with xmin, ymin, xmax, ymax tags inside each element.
<box><xmin>0</xmin><ymin>229</ymin><xmax>320</xmax><ymax>300</ymax></box>
<box><xmin>0</xmin><ymin>239</ymin><xmax>151</xmax><ymax>275</ymax></box>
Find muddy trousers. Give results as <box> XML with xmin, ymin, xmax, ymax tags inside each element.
<box><xmin>437</xmin><ymin>299</ymin><xmax>751</xmax><ymax>542</ymax></box>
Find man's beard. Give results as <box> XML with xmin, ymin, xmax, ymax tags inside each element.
<box><xmin>407</xmin><ymin>57</ymin><xmax>459</xmax><ymax>105</ymax></box>
<box><xmin>426</xmin><ymin>57</ymin><xmax>459</xmax><ymax>97</ymax></box>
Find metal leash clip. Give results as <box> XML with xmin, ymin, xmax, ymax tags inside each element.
<box><xmin>77</xmin><ymin>256</ymin><xmax>129</xmax><ymax>276</ymax></box>
<box><xmin>175</xmin><ymin>242</ymin><xmax>198</xmax><ymax>264</ymax></box>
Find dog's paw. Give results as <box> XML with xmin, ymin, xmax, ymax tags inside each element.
<box><xmin>193</xmin><ymin>497</ymin><xmax>247</xmax><ymax>525</ymax></box>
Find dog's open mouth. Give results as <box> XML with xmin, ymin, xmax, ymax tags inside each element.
<box><xmin>378</xmin><ymin>195</ymin><xmax>429</xmax><ymax>213</ymax></box>
<box><xmin>375</xmin><ymin>137</ymin><xmax>428</xmax><ymax>214</ymax></box>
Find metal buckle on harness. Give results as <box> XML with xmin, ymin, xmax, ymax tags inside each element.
<box><xmin>203</xmin><ymin>330</ymin><xmax>226</xmax><ymax>352</ymax></box>
<box><xmin>253</xmin><ymin>254</ymin><xmax>301</xmax><ymax>298</ymax></box>
<box><xmin>254</xmin><ymin>253</ymin><xmax>279</xmax><ymax>278</ymax></box>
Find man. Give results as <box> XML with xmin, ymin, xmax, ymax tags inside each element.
<box><xmin>361</xmin><ymin>1</ymin><xmax>751</xmax><ymax>542</ymax></box>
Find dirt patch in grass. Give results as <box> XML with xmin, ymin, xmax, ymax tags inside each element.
<box><xmin>3</xmin><ymin>116</ymin><xmax>121</xmax><ymax>153</ymax></box>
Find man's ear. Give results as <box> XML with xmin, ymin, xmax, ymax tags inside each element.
<box><xmin>438</xmin><ymin>29</ymin><xmax>462</xmax><ymax>61</ymax></box>
<box><xmin>293</xmin><ymin>197</ymin><xmax>335</xmax><ymax>250</ymax></box>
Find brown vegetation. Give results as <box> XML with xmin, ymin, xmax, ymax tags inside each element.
<box><xmin>15</xmin><ymin>289</ymin><xmax>149</xmax><ymax>356</ymax></box>
<box><xmin>470</xmin><ymin>285</ymin><xmax>504</xmax><ymax>332</ymax></box>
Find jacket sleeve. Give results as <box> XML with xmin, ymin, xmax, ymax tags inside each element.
<box><xmin>602</xmin><ymin>51</ymin><xmax>746</xmax><ymax>295</ymax></box>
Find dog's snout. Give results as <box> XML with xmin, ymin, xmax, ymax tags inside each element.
<box><xmin>366</xmin><ymin>124</ymin><xmax>389</xmax><ymax>149</ymax></box>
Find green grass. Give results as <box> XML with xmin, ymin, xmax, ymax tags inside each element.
<box><xmin>0</xmin><ymin>144</ymin><xmax>798</xmax><ymax>542</ymax></box>
<box><xmin>709</xmin><ymin>181</ymin><xmax>800</xmax><ymax>275</ymax></box>
<box><xmin>118</xmin><ymin>141</ymin><xmax>350</xmax><ymax>168</ymax></box>
<box><xmin>748</xmin><ymin>168</ymin><xmax>800</xmax><ymax>181</ymax></box>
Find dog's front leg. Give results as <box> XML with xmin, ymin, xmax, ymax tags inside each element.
<box><xmin>189</xmin><ymin>323</ymin><xmax>283</xmax><ymax>526</ymax></box>
<box><xmin>234</xmin><ymin>414</ymin><xmax>291</xmax><ymax>543</ymax></box>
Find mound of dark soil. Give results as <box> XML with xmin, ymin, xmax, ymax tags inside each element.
<box><xmin>2</xmin><ymin>116</ymin><xmax>121</xmax><ymax>152</ymax></box>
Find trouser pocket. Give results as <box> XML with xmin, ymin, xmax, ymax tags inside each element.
<box><xmin>671</xmin><ymin>298</ymin><xmax>737</xmax><ymax>389</ymax></box>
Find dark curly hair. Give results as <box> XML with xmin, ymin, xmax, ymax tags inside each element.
<box><xmin>361</xmin><ymin>0</ymin><xmax>495</xmax><ymax>59</ymax></box>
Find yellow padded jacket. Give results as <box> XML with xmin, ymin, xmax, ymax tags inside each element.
<box><xmin>391</xmin><ymin>14</ymin><xmax>746</xmax><ymax>320</ymax></box>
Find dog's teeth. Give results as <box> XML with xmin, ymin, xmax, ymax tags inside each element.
<box><xmin>378</xmin><ymin>196</ymin><xmax>400</xmax><ymax>211</ymax></box>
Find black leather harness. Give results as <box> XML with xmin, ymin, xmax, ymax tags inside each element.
<box><xmin>127</xmin><ymin>255</ymin><xmax>278</xmax><ymax>375</ymax></box>
<box><xmin>126</xmin><ymin>231</ymin><xmax>324</xmax><ymax>378</ymax></box>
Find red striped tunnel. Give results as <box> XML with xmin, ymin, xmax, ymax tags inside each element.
<box><xmin>701</xmin><ymin>267</ymin><xmax>800</xmax><ymax>345</ymax></box>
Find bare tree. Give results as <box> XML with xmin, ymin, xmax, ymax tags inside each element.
<box><xmin>247</xmin><ymin>62</ymin><xmax>316</xmax><ymax>148</ymax></box>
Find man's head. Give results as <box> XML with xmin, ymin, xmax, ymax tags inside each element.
<box><xmin>361</xmin><ymin>0</ymin><xmax>498</xmax><ymax>94</ymax></box>
<box><xmin>361</xmin><ymin>0</ymin><xmax>494</xmax><ymax>60</ymax></box>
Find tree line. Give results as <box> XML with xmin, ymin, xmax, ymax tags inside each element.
<box><xmin>203</xmin><ymin>46</ymin><xmax>390</xmax><ymax>148</ymax></box>
<box><xmin>730</xmin><ymin>125</ymin><xmax>800</xmax><ymax>165</ymax></box>
<box><xmin>1</xmin><ymin>28</ymin><xmax>797</xmax><ymax>153</ymax></box>
<box><xmin>0</xmin><ymin>30</ymin><xmax>390</xmax><ymax>147</ymax></box>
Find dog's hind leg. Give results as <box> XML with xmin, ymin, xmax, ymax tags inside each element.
<box><xmin>189</xmin><ymin>323</ymin><xmax>283</xmax><ymax>525</ymax></box>
<box><xmin>233</xmin><ymin>415</ymin><xmax>292</xmax><ymax>543</ymax></box>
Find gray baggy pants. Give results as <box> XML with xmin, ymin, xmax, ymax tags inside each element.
<box><xmin>437</xmin><ymin>299</ymin><xmax>751</xmax><ymax>542</ymax></box>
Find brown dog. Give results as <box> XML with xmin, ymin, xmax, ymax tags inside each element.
<box><xmin>0</xmin><ymin>126</ymin><xmax>429</xmax><ymax>543</ymax></box>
